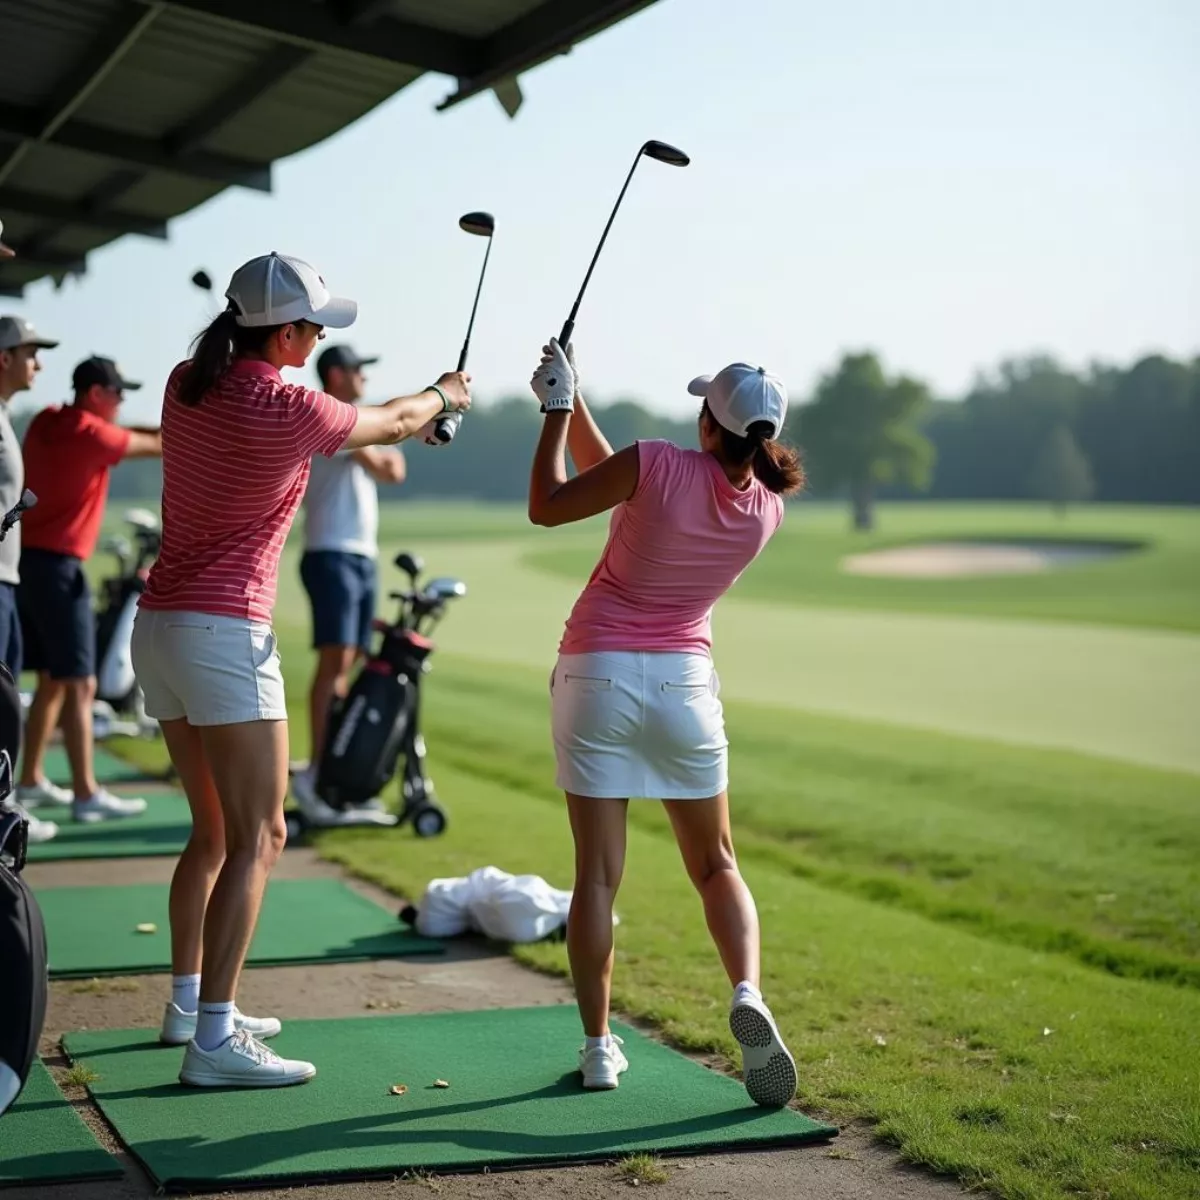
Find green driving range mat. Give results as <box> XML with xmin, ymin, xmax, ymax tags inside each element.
<box><xmin>41</xmin><ymin>878</ymin><xmax>444</xmax><ymax>977</ymax></box>
<box><xmin>0</xmin><ymin>1059</ymin><xmax>121</xmax><ymax>1186</ymax></box>
<box><xmin>42</xmin><ymin>744</ymin><xmax>149</xmax><ymax>784</ymax></box>
<box><xmin>64</xmin><ymin>1006</ymin><xmax>834</xmax><ymax>1187</ymax></box>
<box><xmin>27</xmin><ymin>789</ymin><xmax>192</xmax><ymax>861</ymax></box>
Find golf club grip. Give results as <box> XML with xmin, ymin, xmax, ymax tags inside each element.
<box><xmin>558</xmin><ymin>318</ymin><xmax>574</xmax><ymax>350</ymax></box>
<box><xmin>433</xmin><ymin>416</ymin><xmax>456</xmax><ymax>443</ymax></box>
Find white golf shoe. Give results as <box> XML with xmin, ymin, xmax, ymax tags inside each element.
<box><xmin>578</xmin><ymin>1035</ymin><xmax>629</xmax><ymax>1090</ymax></box>
<box><xmin>73</xmin><ymin>789</ymin><xmax>147</xmax><ymax>822</ymax></box>
<box><xmin>729</xmin><ymin>992</ymin><xmax>798</xmax><ymax>1107</ymax></box>
<box><xmin>4</xmin><ymin>803</ymin><xmax>58</xmax><ymax>843</ymax></box>
<box><xmin>160</xmin><ymin>1002</ymin><xmax>282</xmax><ymax>1046</ymax></box>
<box><xmin>291</xmin><ymin>768</ymin><xmax>391</xmax><ymax>827</ymax></box>
<box><xmin>179</xmin><ymin>1029</ymin><xmax>315</xmax><ymax>1088</ymax></box>
<box><xmin>15</xmin><ymin>778</ymin><xmax>72</xmax><ymax>807</ymax></box>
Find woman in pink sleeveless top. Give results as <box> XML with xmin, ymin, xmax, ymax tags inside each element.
<box><xmin>527</xmin><ymin>339</ymin><xmax>805</xmax><ymax>1106</ymax></box>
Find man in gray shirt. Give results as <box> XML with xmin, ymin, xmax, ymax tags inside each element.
<box><xmin>293</xmin><ymin>344</ymin><xmax>406</xmax><ymax>818</ymax></box>
<box><xmin>0</xmin><ymin>315</ymin><xmax>59</xmax><ymax>843</ymax></box>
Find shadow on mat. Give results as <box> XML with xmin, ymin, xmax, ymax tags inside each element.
<box><xmin>27</xmin><ymin>823</ymin><xmax>190</xmax><ymax>848</ymax></box>
<box><xmin>95</xmin><ymin>1076</ymin><xmax>799</xmax><ymax>1180</ymax></box>
<box><xmin>0</xmin><ymin>1149</ymin><xmax>120</xmax><ymax>1186</ymax></box>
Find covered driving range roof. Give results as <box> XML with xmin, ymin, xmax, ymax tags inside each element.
<box><xmin>0</xmin><ymin>0</ymin><xmax>659</xmax><ymax>296</ymax></box>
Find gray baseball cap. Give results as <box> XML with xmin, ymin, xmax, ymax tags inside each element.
<box><xmin>225</xmin><ymin>252</ymin><xmax>356</xmax><ymax>329</ymax></box>
<box><xmin>0</xmin><ymin>316</ymin><xmax>59</xmax><ymax>353</ymax></box>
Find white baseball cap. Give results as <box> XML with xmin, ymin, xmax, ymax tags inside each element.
<box><xmin>225</xmin><ymin>252</ymin><xmax>357</xmax><ymax>329</ymax></box>
<box><xmin>688</xmin><ymin>363</ymin><xmax>788</xmax><ymax>439</ymax></box>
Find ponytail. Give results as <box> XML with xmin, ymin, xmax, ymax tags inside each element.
<box><xmin>175</xmin><ymin>305</ymin><xmax>277</xmax><ymax>407</ymax></box>
<box><xmin>706</xmin><ymin>401</ymin><xmax>805</xmax><ymax>496</ymax></box>
<box><xmin>749</xmin><ymin>425</ymin><xmax>805</xmax><ymax>496</ymax></box>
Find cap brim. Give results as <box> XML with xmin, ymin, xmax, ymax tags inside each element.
<box><xmin>687</xmin><ymin>375</ymin><xmax>713</xmax><ymax>397</ymax></box>
<box><xmin>310</xmin><ymin>296</ymin><xmax>357</xmax><ymax>329</ymax></box>
<box><xmin>355</xmin><ymin>355</ymin><xmax>379</xmax><ymax>368</ymax></box>
<box><xmin>31</xmin><ymin>338</ymin><xmax>60</xmax><ymax>350</ymax></box>
<box><xmin>118</xmin><ymin>378</ymin><xmax>142</xmax><ymax>391</ymax></box>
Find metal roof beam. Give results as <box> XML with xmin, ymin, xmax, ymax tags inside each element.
<box><xmin>131</xmin><ymin>0</ymin><xmax>479</xmax><ymax>77</ymax></box>
<box><xmin>437</xmin><ymin>0</ymin><xmax>658</xmax><ymax>111</ymax></box>
<box><xmin>0</xmin><ymin>4</ymin><xmax>162</xmax><ymax>190</ymax></box>
<box><xmin>0</xmin><ymin>247</ymin><xmax>87</xmax><ymax>273</ymax></box>
<box><xmin>166</xmin><ymin>43</ymin><xmax>314</xmax><ymax>156</ymax></box>
<box><xmin>0</xmin><ymin>107</ymin><xmax>272</xmax><ymax>191</ymax></box>
<box><xmin>0</xmin><ymin>188</ymin><xmax>168</xmax><ymax>239</ymax></box>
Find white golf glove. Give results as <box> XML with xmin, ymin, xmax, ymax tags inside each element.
<box><xmin>566</xmin><ymin>342</ymin><xmax>580</xmax><ymax>396</ymax></box>
<box><xmin>530</xmin><ymin>338</ymin><xmax>575</xmax><ymax>413</ymax></box>
<box><xmin>418</xmin><ymin>413</ymin><xmax>462</xmax><ymax>445</ymax></box>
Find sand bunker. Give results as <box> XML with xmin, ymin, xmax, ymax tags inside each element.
<box><xmin>841</xmin><ymin>541</ymin><xmax>1129</xmax><ymax>579</ymax></box>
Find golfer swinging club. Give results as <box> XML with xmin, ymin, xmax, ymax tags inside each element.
<box><xmin>131</xmin><ymin>252</ymin><xmax>470</xmax><ymax>1088</ymax></box>
<box><xmin>527</xmin><ymin>338</ymin><xmax>804</xmax><ymax>1106</ymax></box>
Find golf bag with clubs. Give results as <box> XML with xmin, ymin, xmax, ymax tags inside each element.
<box><xmin>291</xmin><ymin>551</ymin><xmax>466</xmax><ymax>840</ymax></box>
<box><xmin>93</xmin><ymin>507</ymin><xmax>161</xmax><ymax>738</ymax></box>
<box><xmin>0</xmin><ymin>493</ymin><xmax>48</xmax><ymax>1119</ymax></box>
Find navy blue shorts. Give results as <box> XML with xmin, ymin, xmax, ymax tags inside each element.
<box><xmin>300</xmin><ymin>551</ymin><xmax>377</xmax><ymax>651</ymax></box>
<box><xmin>0</xmin><ymin>582</ymin><xmax>22</xmax><ymax>678</ymax></box>
<box><xmin>17</xmin><ymin>548</ymin><xmax>95</xmax><ymax>680</ymax></box>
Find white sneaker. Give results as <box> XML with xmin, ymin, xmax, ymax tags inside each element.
<box><xmin>4</xmin><ymin>803</ymin><xmax>58</xmax><ymax>843</ymax></box>
<box><xmin>179</xmin><ymin>1029</ymin><xmax>315</xmax><ymax>1088</ymax></box>
<box><xmin>15</xmin><ymin>778</ymin><xmax>73</xmax><ymax>807</ymax></box>
<box><xmin>72</xmin><ymin>789</ymin><xmax>147</xmax><ymax>823</ymax></box>
<box><xmin>291</xmin><ymin>769</ymin><xmax>391</xmax><ymax>827</ymax></box>
<box><xmin>578</xmin><ymin>1034</ymin><xmax>629</xmax><ymax>1089</ymax></box>
<box><xmin>160</xmin><ymin>1002</ymin><xmax>282</xmax><ymax>1046</ymax></box>
<box><xmin>729</xmin><ymin>993</ymin><xmax>798</xmax><ymax>1107</ymax></box>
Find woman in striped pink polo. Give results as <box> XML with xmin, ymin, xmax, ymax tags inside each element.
<box><xmin>131</xmin><ymin>253</ymin><xmax>470</xmax><ymax>1089</ymax></box>
<box><xmin>527</xmin><ymin>339</ymin><xmax>804</xmax><ymax>1106</ymax></box>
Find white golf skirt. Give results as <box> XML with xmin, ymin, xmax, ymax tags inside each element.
<box><xmin>550</xmin><ymin>650</ymin><xmax>728</xmax><ymax>800</ymax></box>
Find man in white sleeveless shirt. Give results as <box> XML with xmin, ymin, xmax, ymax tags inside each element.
<box><xmin>293</xmin><ymin>345</ymin><xmax>405</xmax><ymax>817</ymax></box>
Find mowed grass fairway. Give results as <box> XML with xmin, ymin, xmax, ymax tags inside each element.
<box><xmin>107</xmin><ymin>500</ymin><xmax>1200</xmax><ymax>1200</ymax></box>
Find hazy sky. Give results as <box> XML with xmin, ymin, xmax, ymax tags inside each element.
<box><xmin>4</xmin><ymin>0</ymin><xmax>1198</xmax><ymax>425</ymax></box>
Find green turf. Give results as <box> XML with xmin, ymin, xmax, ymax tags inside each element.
<box><xmin>320</xmin><ymin>762</ymin><xmax>1200</xmax><ymax>1200</ymax></box>
<box><xmin>26</xmin><ymin>789</ymin><xmax>192</xmax><ymax>861</ymax></box>
<box><xmin>63</xmin><ymin>1007</ymin><xmax>834</xmax><ymax>1187</ymax></box>
<box><xmin>40</xmin><ymin>878</ymin><xmax>443</xmax><ymax>977</ymax></box>
<box><xmin>39</xmin><ymin>744</ymin><xmax>151</xmax><ymax>785</ymax></box>
<box><xmin>0</xmin><ymin>1060</ymin><xmax>120</xmax><ymax>1186</ymax></box>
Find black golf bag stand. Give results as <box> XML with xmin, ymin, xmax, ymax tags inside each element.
<box><xmin>0</xmin><ymin>491</ymin><xmax>48</xmax><ymax>1118</ymax></box>
<box><xmin>93</xmin><ymin>507</ymin><xmax>162</xmax><ymax>739</ymax></box>
<box><xmin>284</xmin><ymin>552</ymin><xmax>465</xmax><ymax>844</ymax></box>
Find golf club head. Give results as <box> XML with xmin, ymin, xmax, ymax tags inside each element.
<box><xmin>641</xmin><ymin>140</ymin><xmax>689</xmax><ymax>167</ymax></box>
<box><xmin>191</xmin><ymin>269</ymin><xmax>213</xmax><ymax>292</ymax></box>
<box><xmin>423</xmin><ymin>577</ymin><xmax>467</xmax><ymax>602</ymax></box>
<box><xmin>459</xmin><ymin>211</ymin><xmax>495</xmax><ymax>238</ymax></box>
<box><xmin>395</xmin><ymin>551</ymin><xmax>424</xmax><ymax>580</ymax></box>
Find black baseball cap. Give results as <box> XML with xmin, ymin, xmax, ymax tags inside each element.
<box><xmin>72</xmin><ymin>356</ymin><xmax>142</xmax><ymax>394</ymax></box>
<box><xmin>317</xmin><ymin>344</ymin><xmax>379</xmax><ymax>383</ymax></box>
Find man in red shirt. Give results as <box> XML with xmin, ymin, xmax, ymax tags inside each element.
<box><xmin>16</xmin><ymin>356</ymin><xmax>163</xmax><ymax>822</ymax></box>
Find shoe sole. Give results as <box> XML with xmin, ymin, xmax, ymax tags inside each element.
<box><xmin>179</xmin><ymin>1065</ymin><xmax>315</xmax><ymax>1088</ymax></box>
<box><xmin>729</xmin><ymin>1002</ymin><xmax>798</xmax><ymax>1108</ymax></box>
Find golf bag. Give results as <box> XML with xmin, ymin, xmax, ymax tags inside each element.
<box><xmin>0</xmin><ymin>660</ymin><xmax>48</xmax><ymax>1118</ymax></box>
<box><xmin>305</xmin><ymin>552</ymin><xmax>464</xmax><ymax>839</ymax></box>
<box><xmin>94</xmin><ymin>508</ymin><xmax>161</xmax><ymax>737</ymax></box>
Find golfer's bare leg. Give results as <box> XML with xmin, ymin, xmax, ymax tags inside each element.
<box><xmin>18</xmin><ymin>673</ymin><xmax>66</xmax><ymax>786</ymax></box>
<box><xmin>60</xmin><ymin>676</ymin><xmax>99</xmax><ymax>799</ymax></box>
<box><xmin>565</xmin><ymin>793</ymin><xmax>627</xmax><ymax>1037</ymax></box>
<box><xmin>161</xmin><ymin>718</ymin><xmax>224</xmax><ymax>976</ymax></box>
<box><xmin>663</xmin><ymin>793</ymin><xmax>760</xmax><ymax>988</ymax></box>
<box><xmin>308</xmin><ymin>646</ymin><xmax>357</xmax><ymax>765</ymax></box>
<box><xmin>196</xmin><ymin>719</ymin><xmax>289</xmax><ymax>1002</ymax></box>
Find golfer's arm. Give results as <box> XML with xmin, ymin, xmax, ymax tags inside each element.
<box><xmin>530</xmin><ymin>415</ymin><xmax>638</xmax><ymax>527</ymax></box>
<box><xmin>351</xmin><ymin>445</ymin><xmax>407</xmax><ymax>484</ymax></box>
<box><xmin>344</xmin><ymin>390</ymin><xmax>445</xmax><ymax>449</ymax></box>
<box><xmin>122</xmin><ymin>430</ymin><xmax>162</xmax><ymax>459</ymax></box>
<box><xmin>566</xmin><ymin>394</ymin><xmax>614</xmax><ymax>473</ymax></box>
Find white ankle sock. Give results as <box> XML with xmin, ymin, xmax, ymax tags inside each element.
<box><xmin>584</xmin><ymin>1034</ymin><xmax>610</xmax><ymax>1051</ymax></box>
<box><xmin>734</xmin><ymin>980</ymin><xmax>763</xmax><ymax>1005</ymax></box>
<box><xmin>172</xmin><ymin>974</ymin><xmax>201</xmax><ymax>1014</ymax></box>
<box><xmin>195</xmin><ymin>1002</ymin><xmax>236</xmax><ymax>1051</ymax></box>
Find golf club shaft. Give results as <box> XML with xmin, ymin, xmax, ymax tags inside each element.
<box><xmin>559</xmin><ymin>147</ymin><xmax>646</xmax><ymax>348</ymax></box>
<box><xmin>435</xmin><ymin>229</ymin><xmax>495</xmax><ymax>442</ymax></box>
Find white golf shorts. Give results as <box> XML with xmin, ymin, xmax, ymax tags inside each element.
<box><xmin>131</xmin><ymin>608</ymin><xmax>287</xmax><ymax>726</ymax></box>
<box><xmin>550</xmin><ymin>650</ymin><xmax>728</xmax><ymax>799</ymax></box>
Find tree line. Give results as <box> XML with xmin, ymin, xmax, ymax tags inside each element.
<box><xmin>20</xmin><ymin>348</ymin><xmax>1194</xmax><ymax>528</ymax></box>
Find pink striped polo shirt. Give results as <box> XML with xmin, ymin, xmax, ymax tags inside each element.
<box><xmin>559</xmin><ymin>439</ymin><xmax>785</xmax><ymax>656</ymax></box>
<box><xmin>140</xmin><ymin>359</ymin><xmax>357</xmax><ymax>623</ymax></box>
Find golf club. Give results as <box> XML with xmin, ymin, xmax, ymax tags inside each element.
<box><xmin>432</xmin><ymin>210</ymin><xmax>496</xmax><ymax>444</ymax></box>
<box><xmin>0</xmin><ymin>490</ymin><xmax>36</xmax><ymax>542</ymax></box>
<box><xmin>557</xmin><ymin>139</ymin><xmax>689</xmax><ymax>353</ymax></box>
<box><xmin>191</xmin><ymin>269</ymin><xmax>213</xmax><ymax>292</ymax></box>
